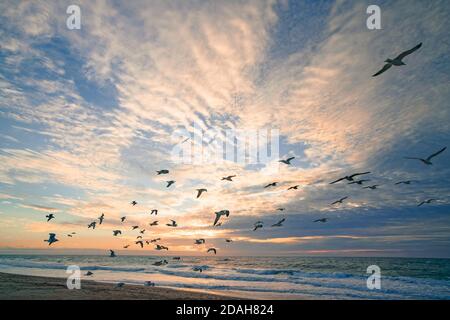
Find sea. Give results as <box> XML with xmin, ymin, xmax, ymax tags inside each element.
<box><xmin>0</xmin><ymin>255</ymin><xmax>449</xmax><ymax>299</ymax></box>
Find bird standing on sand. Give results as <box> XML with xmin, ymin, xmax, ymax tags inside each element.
<box><xmin>166</xmin><ymin>180</ymin><xmax>175</xmax><ymax>188</ymax></box>
<box><xmin>46</xmin><ymin>214</ymin><xmax>55</xmax><ymax>222</ymax></box>
<box><xmin>330</xmin><ymin>172</ymin><xmax>371</xmax><ymax>184</ymax></box>
<box><xmin>214</xmin><ymin>210</ymin><xmax>230</xmax><ymax>226</ymax></box>
<box><xmin>166</xmin><ymin>220</ymin><xmax>177</xmax><ymax>227</ymax></box>
<box><xmin>279</xmin><ymin>157</ymin><xmax>295</xmax><ymax>165</ymax></box>
<box><xmin>222</xmin><ymin>175</ymin><xmax>236</xmax><ymax>181</ymax></box>
<box><xmin>207</xmin><ymin>248</ymin><xmax>217</xmax><ymax>255</ymax></box>
<box><xmin>405</xmin><ymin>147</ymin><xmax>446</xmax><ymax>165</ymax></box>
<box><xmin>44</xmin><ymin>233</ymin><xmax>59</xmax><ymax>245</ymax></box>
<box><xmin>271</xmin><ymin>218</ymin><xmax>285</xmax><ymax>227</ymax></box>
<box><xmin>372</xmin><ymin>43</ymin><xmax>422</xmax><ymax>77</ymax></box>
<box><xmin>196</xmin><ymin>188</ymin><xmax>207</xmax><ymax>198</ymax></box>
<box><xmin>331</xmin><ymin>196</ymin><xmax>348</xmax><ymax>205</ymax></box>
<box><xmin>109</xmin><ymin>250</ymin><xmax>116</xmax><ymax>257</ymax></box>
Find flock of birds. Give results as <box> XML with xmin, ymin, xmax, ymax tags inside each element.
<box><xmin>42</xmin><ymin>41</ymin><xmax>447</xmax><ymax>280</ymax></box>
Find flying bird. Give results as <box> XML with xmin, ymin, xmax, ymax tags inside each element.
<box><xmin>330</xmin><ymin>172</ymin><xmax>371</xmax><ymax>184</ymax></box>
<box><xmin>136</xmin><ymin>240</ymin><xmax>144</xmax><ymax>248</ymax></box>
<box><xmin>46</xmin><ymin>214</ymin><xmax>55</xmax><ymax>222</ymax></box>
<box><xmin>166</xmin><ymin>180</ymin><xmax>175</xmax><ymax>188</ymax></box>
<box><xmin>140</xmin><ymin>229</ymin><xmax>146</xmax><ymax>234</ymax></box>
<box><xmin>264</xmin><ymin>182</ymin><xmax>278</xmax><ymax>188</ymax></box>
<box><xmin>136</xmin><ymin>236</ymin><xmax>142</xmax><ymax>239</ymax></box>
<box><xmin>113</xmin><ymin>230</ymin><xmax>122</xmax><ymax>236</ymax></box>
<box><xmin>348</xmin><ymin>180</ymin><xmax>370</xmax><ymax>185</ymax></box>
<box><xmin>277</xmin><ymin>208</ymin><xmax>285</xmax><ymax>211</ymax></box>
<box><xmin>123</xmin><ymin>245</ymin><xmax>130</xmax><ymax>249</ymax></box>
<box><xmin>88</xmin><ymin>221</ymin><xmax>96</xmax><ymax>229</ymax></box>
<box><xmin>214</xmin><ymin>210</ymin><xmax>230</xmax><ymax>226</ymax></box>
<box><xmin>404</xmin><ymin>147</ymin><xmax>446</xmax><ymax>165</ymax></box>
<box><xmin>109</xmin><ymin>250</ymin><xmax>116</xmax><ymax>257</ymax></box>
<box><xmin>331</xmin><ymin>196</ymin><xmax>348</xmax><ymax>205</ymax></box>
<box><xmin>157</xmin><ymin>170</ymin><xmax>169</xmax><ymax>175</ymax></box>
<box><xmin>196</xmin><ymin>188</ymin><xmax>207</xmax><ymax>198</ymax></box>
<box><xmin>44</xmin><ymin>233</ymin><xmax>58</xmax><ymax>245</ymax></box>
<box><xmin>271</xmin><ymin>218</ymin><xmax>285</xmax><ymax>227</ymax></box>
<box><xmin>166</xmin><ymin>220</ymin><xmax>177</xmax><ymax>227</ymax></box>
<box><xmin>225</xmin><ymin>239</ymin><xmax>233</xmax><ymax>243</ymax></box>
<box><xmin>120</xmin><ymin>216</ymin><xmax>126</xmax><ymax>222</ymax></box>
<box><xmin>418</xmin><ymin>199</ymin><xmax>436</xmax><ymax>207</ymax></box>
<box><xmin>363</xmin><ymin>185</ymin><xmax>380</xmax><ymax>190</ymax></box>
<box><xmin>98</xmin><ymin>213</ymin><xmax>105</xmax><ymax>225</ymax></box>
<box><xmin>372</xmin><ymin>43</ymin><xmax>422</xmax><ymax>77</ymax></box>
<box><xmin>131</xmin><ymin>200</ymin><xmax>137</xmax><ymax>206</ymax></box>
<box><xmin>132</xmin><ymin>226</ymin><xmax>139</xmax><ymax>230</ymax></box>
<box><xmin>155</xmin><ymin>244</ymin><xmax>168</xmax><ymax>250</ymax></box>
<box><xmin>150</xmin><ymin>238</ymin><xmax>161</xmax><ymax>243</ymax></box>
<box><xmin>150</xmin><ymin>209</ymin><xmax>158</xmax><ymax>215</ymax></box>
<box><xmin>149</xmin><ymin>221</ymin><xmax>158</xmax><ymax>226</ymax></box>
<box><xmin>195</xmin><ymin>239</ymin><xmax>206</xmax><ymax>245</ymax></box>
<box><xmin>395</xmin><ymin>180</ymin><xmax>414</xmax><ymax>185</ymax></box>
<box><xmin>222</xmin><ymin>175</ymin><xmax>236</xmax><ymax>181</ymax></box>
<box><xmin>279</xmin><ymin>157</ymin><xmax>295</xmax><ymax>165</ymax></box>
<box><xmin>207</xmin><ymin>248</ymin><xmax>217</xmax><ymax>255</ymax></box>
<box><xmin>287</xmin><ymin>185</ymin><xmax>300</xmax><ymax>190</ymax></box>
<box><xmin>314</xmin><ymin>218</ymin><xmax>329</xmax><ymax>223</ymax></box>
<box><xmin>253</xmin><ymin>221</ymin><xmax>263</xmax><ymax>231</ymax></box>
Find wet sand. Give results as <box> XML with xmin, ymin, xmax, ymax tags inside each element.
<box><xmin>0</xmin><ymin>272</ymin><xmax>237</xmax><ymax>300</ymax></box>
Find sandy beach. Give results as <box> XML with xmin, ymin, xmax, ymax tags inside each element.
<box><xmin>0</xmin><ymin>272</ymin><xmax>237</xmax><ymax>300</ymax></box>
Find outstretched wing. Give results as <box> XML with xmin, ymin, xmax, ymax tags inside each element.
<box><xmin>395</xmin><ymin>43</ymin><xmax>422</xmax><ymax>60</ymax></box>
<box><xmin>372</xmin><ymin>64</ymin><xmax>392</xmax><ymax>77</ymax></box>
<box><xmin>213</xmin><ymin>213</ymin><xmax>220</xmax><ymax>226</ymax></box>
<box><xmin>329</xmin><ymin>177</ymin><xmax>345</xmax><ymax>184</ymax></box>
<box><xmin>286</xmin><ymin>157</ymin><xmax>295</xmax><ymax>162</ymax></box>
<box><xmin>349</xmin><ymin>172</ymin><xmax>371</xmax><ymax>178</ymax></box>
<box><xmin>426</xmin><ymin>147</ymin><xmax>446</xmax><ymax>161</ymax></box>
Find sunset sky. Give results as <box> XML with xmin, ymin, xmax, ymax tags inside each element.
<box><xmin>1</xmin><ymin>0</ymin><xmax>449</xmax><ymax>257</ymax></box>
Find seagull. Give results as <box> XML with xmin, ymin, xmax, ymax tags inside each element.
<box><xmin>287</xmin><ymin>185</ymin><xmax>300</xmax><ymax>190</ymax></box>
<box><xmin>330</xmin><ymin>172</ymin><xmax>371</xmax><ymax>184</ymax></box>
<box><xmin>253</xmin><ymin>221</ymin><xmax>263</xmax><ymax>231</ymax></box>
<box><xmin>153</xmin><ymin>260</ymin><xmax>168</xmax><ymax>266</ymax></box>
<box><xmin>131</xmin><ymin>200</ymin><xmax>137</xmax><ymax>206</ymax></box>
<box><xmin>166</xmin><ymin>180</ymin><xmax>175</xmax><ymax>188</ymax></box>
<box><xmin>113</xmin><ymin>230</ymin><xmax>122</xmax><ymax>236</ymax></box>
<box><xmin>363</xmin><ymin>185</ymin><xmax>380</xmax><ymax>190</ymax></box>
<box><xmin>109</xmin><ymin>250</ymin><xmax>116</xmax><ymax>257</ymax></box>
<box><xmin>150</xmin><ymin>238</ymin><xmax>161</xmax><ymax>243</ymax></box>
<box><xmin>136</xmin><ymin>236</ymin><xmax>142</xmax><ymax>239</ymax></box>
<box><xmin>195</xmin><ymin>239</ymin><xmax>206</xmax><ymax>245</ymax></box>
<box><xmin>144</xmin><ymin>281</ymin><xmax>155</xmax><ymax>287</ymax></box>
<box><xmin>115</xmin><ymin>282</ymin><xmax>125</xmax><ymax>288</ymax></box>
<box><xmin>132</xmin><ymin>226</ymin><xmax>139</xmax><ymax>230</ymax></box>
<box><xmin>149</xmin><ymin>221</ymin><xmax>158</xmax><ymax>226</ymax></box>
<box><xmin>193</xmin><ymin>266</ymin><xmax>204</xmax><ymax>272</ymax></box>
<box><xmin>207</xmin><ymin>248</ymin><xmax>217</xmax><ymax>255</ymax></box>
<box><xmin>157</xmin><ymin>170</ymin><xmax>169</xmax><ymax>175</ymax></box>
<box><xmin>395</xmin><ymin>180</ymin><xmax>414</xmax><ymax>185</ymax></box>
<box><xmin>85</xmin><ymin>271</ymin><xmax>93</xmax><ymax>276</ymax></box>
<box><xmin>196</xmin><ymin>188</ymin><xmax>207</xmax><ymax>198</ymax></box>
<box><xmin>348</xmin><ymin>179</ymin><xmax>370</xmax><ymax>185</ymax></box>
<box><xmin>372</xmin><ymin>43</ymin><xmax>422</xmax><ymax>77</ymax></box>
<box><xmin>404</xmin><ymin>147</ymin><xmax>446</xmax><ymax>165</ymax></box>
<box><xmin>418</xmin><ymin>199</ymin><xmax>436</xmax><ymax>207</ymax></box>
<box><xmin>279</xmin><ymin>157</ymin><xmax>295</xmax><ymax>165</ymax></box>
<box><xmin>225</xmin><ymin>239</ymin><xmax>233</xmax><ymax>243</ymax></box>
<box><xmin>150</xmin><ymin>209</ymin><xmax>158</xmax><ymax>215</ymax></box>
<box><xmin>145</xmin><ymin>240</ymin><xmax>150</xmax><ymax>245</ymax></box>
<box><xmin>222</xmin><ymin>175</ymin><xmax>236</xmax><ymax>181</ymax></box>
<box><xmin>44</xmin><ymin>233</ymin><xmax>59</xmax><ymax>245</ymax></box>
<box><xmin>140</xmin><ymin>229</ymin><xmax>146</xmax><ymax>234</ymax></box>
<box><xmin>120</xmin><ymin>216</ymin><xmax>126</xmax><ymax>222</ymax></box>
<box><xmin>264</xmin><ymin>182</ymin><xmax>278</xmax><ymax>188</ymax></box>
<box><xmin>98</xmin><ymin>213</ymin><xmax>105</xmax><ymax>225</ymax></box>
<box><xmin>314</xmin><ymin>218</ymin><xmax>329</xmax><ymax>223</ymax></box>
<box><xmin>271</xmin><ymin>218</ymin><xmax>285</xmax><ymax>227</ymax></box>
<box><xmin>136</xmin><ymin>240</ymin><xmax>144</xmax><ymax>248</ymax></box>
<box><xmin>46</xmin><ymin>214</ymin><xmax>55</xmax><ymax>222</ymax></box>
<box><xmin>331</xmin><ymin>196</ymin><xmax>348</xmax><ymax>205</ymax></box>
<box><xmin>88</xmin><ymin>221</ymin><xmax>96</xmax><ymax>229</ymax></box>
<box><xmin>166</xmin><ymin>220</ymin><xmax>177</xmax><ymax>227</ymax></box>
<box><xmin>123</xmin><ymin>245</ymin><xmax>130</xmax><ymax>249</ymax></box>
<box><xmin>155</xmin><ymin>244</ymin><xmax>168</xmax><ymax>250</ymax></box>
<box><xmin>214</xmin><ymin>210</ymin><xmax>230</xmax><ymax>226</ymax></box>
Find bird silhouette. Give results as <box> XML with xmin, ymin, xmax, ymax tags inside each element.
<box><xmin>166</xmin><ymin>220</ymin><xmax>177</xmax><ymax>227</ymax></box>
<box><xmin>44</xmin><ymin>233</ymin><xmax>58</xmax><ymax>245</ymax></box>
<box><xmin>222</xmin><ymin>175</ymin><xmax>236</xmax><ymax>181</ymax></box>
<box><xmin>372</xmin><ymin>43</ymin><xmax>422</xmax><ymax>77</ymax></box>
<box><xmin>150</xmin><ymin>209</ymin><xmax>158</xmax><ymax>215</ymax></box>
<box><xmin>195</xmin><ymin>239</ymin><xmax>206</xmax><ymax>245</ymax></box>
<box><xmin>279</xmin><ymin>157</ymin><xmax>295</xmax><ymax>165</ymax></box>
<box><xmin>157</xmin><ymin>170</ymin><xmax>169</xmax><ymax>175</ymax></box>
<box><xmin>196</xmin><ymin>188</ymin><xmax>207</xmax><ymax>198</ymax></box>
<box><xmin>264</xmin><ymin>182</ymin><xmax>278</xmax><ymax>188</ymax></box>
<box><xmin>166</xmin><ymin>180</ymin><xmax>175</xmax><ymax>187</ymax></box>
<box><xmin>131</xmin><ymin>200</ymin><xmax>137</xmax><ymax>206</ymax></box>
<box><xmin>331</xmin><ymin>196</ymin><xmax>348</xmax><ymax>205</ymax></box>
<box><xmin>271</xmin><ymin>218</ymin><xmax>285</xmax><ymax>227</ymax></box>
<box><xmin>149</xmin><ymin>221</ymin><xmax>158</xmax><ymax>226</ymax></box>
<box><xmin>207</xmin><ymin>248</ymin><xmax>217</xmax><ymax>254</ymax></box>
<box><xmin>113</xmin><ymin>230</ymin><xmax>122</xmax><ymax>236</ymax></box>
<box><xmin>109</xmin><ymin>250</ymin><xmax>116</xmax><ymax>257</ymax></box>
<box><xmin>405</xmin><ymin>147</ymin><xmax>446</xmax><ymax>165</ymax></box>
<box><xmin>88</xmin><ymin>221</ymin><xmax>96</xmax><ymax>229</ymax></box>
<box><xmin>418</xmin><ymin>199</ymin><xmax>436</xmax><ymax>207</ymax></box>
<box><xmin>214</xmin><ymin>210</ymin><xmax>230</xmax><ymax>226</ymax></box>
<box><xmin>287</xmin><ymin>185</ymin><xmax>300</xmax><ymax>190</ymax></box>
<box><xmin>314</xmin><ymin>218</ymin><xmax>328</xmax><ymax>223</ymax></box>
<box><xmin>330</xmin><ymin>172</ymin><xmax>370</xmax><ymax>184</ymax></box>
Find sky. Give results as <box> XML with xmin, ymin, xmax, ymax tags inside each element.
<box><xmin>0</xmin><ymin>0</ymin><xmax>449</xmax><ymax>258</ymax></box>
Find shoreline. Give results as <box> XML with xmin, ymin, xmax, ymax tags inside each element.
<box><xmin>0</xmin><ymin>272</ymin><xmax>239</xmax><ymax>300</ymax></box>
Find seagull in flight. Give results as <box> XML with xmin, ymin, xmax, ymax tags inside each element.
<box><xmin>314</xmin><ymin>218</ymin><xmax>329</xmax><ymax>223</ymax></box>
<box><xmin>123</xmin><ymin>245</ymin><xmax>130</xmax><ymax>249</ymax></box>
<box><xmin>166</xmin><ymin>180</ymin><xmax>175</xmax><ymax>188</ymax></box>
<box><xmin>46</xmin><ymin>214</ymin><xmax>55</xmax><ymax>222</ymax></box>
<box><xmin>222</xmin><ymin>175</ymin><xmax>236</xmax><ymax>181</ymax></box>
<box><xmin>363</xmin><ymin>185</ymin><xmax>380</xmax><ymax>190</ymax></box>
<box><xmin>372</xmin><ymin>43</ymin><xmax>422</xmax><ymax>77</ymax></box>
<box><xmin>149</xmin><ymin>221</ymin><xmax>158</xmax><ymax>226</ymax></box>
<box><xmin>253</xmin><ymin>221</ymin><xmax>263</xmax><ymax>231</ymax></box>
<box><xmin>132</xmin><ymin>225</ymin><xmax>139</xmax><ymax>230</ymax></box>
<box><xmin>207</xmin><ymin>248</ymin><xmax>217</xmax><ymax>255</ymax></box>
<box><xmin>120</xmin><ymin>216</ymin><xmax>126</xmax><ymax>222</ymax></box>
<box><xmin>150</xmin><ymin>238</ymin><xmax>161</xmax><ymax>243</ymax></box>
<box><xmin>131</xmin><ymin>200</ymin><xmax>137</xmax><ymax>206</ymax></box>
<box><xmin>150</xmin><ymin>209</ymin><xmax>158</xmax><ymax>215</ymax></box>
<box><xmin>348</xmin><ymin>179</ymin><xmax>370</xmax><ymax>185</ymax></box>
<box><xmin>196</xmin><ymin>188</ymin><xmax>207</xmax><ymax>198</ymax></box>
<box><xmin>136</xmin><ymin>236</ymin><xmax>142</xmax><ymax>239</ymax></box>
<box><xmin>279</xmin><ymin>157</ymin><xmax>295</xmax><ymax>165</ymax></box>
<box><xmin>331</xmin><ymin>196</ymin><xmax>348</xmax><ymax>205</ymax></box>
<box><xmin>98</xmin><ymin>213</ymin><xmax>105</xmax><ymax>225</ymax></box>
<box><xmin>155</xmin><ymin>244</ymin><xmax>168</xmax><ymax>250</ymax></box>
<box><xmin>109</xmin><ymin>250</ymin><xmax>116</xmax><ymax>257</ymax></box>
<box><xmin>88</xmin><ymin>221</ymin><xmax>96</xmax><ymax>229</ymax></box>
<box><xmin>395</xmin><ymin>180</ymin><xmax>414</xmax><ymax>185</ymax></box>
<box><xmin>113</xmin><ymin>230</ymin><xmax>122</xmax><ymax>236</ymax></box>
<box><xmin>166</xmin><ymin>220</ymin><xmax>177</xmax><ymax>227</ymax></box>
<box><xmin>404</xmin><ymin>147</ymin><xmax>446</xmax><ymax>165</ymax></box>
<box><xmin>157</xmin><ymin>170</ymin><xmax>169</xmax><ymax>175</ymax></box>
<box><xmin>271</xmin><ymin>218</ymin><xmax>285</xmax><ymax>227</ymax></box>
<box><xmin>418</xmin><ymin>199</ymin><xmax>436</xmax><ymax>207</ymax></box>
<box><xmin>136</xmin><ymin>240</ymin><xmax>144</xmax><ymax>248</ymax></box>
<box><xmin>214</xmin><ymin>210</ymin><xmax>230</xmax><ymax>226</ymax></box>
<box><xmin>330</xmin><ymin>172</ymin><xmax>371</xmax><ymax>184</ymax></box>
<box><xmin>140</xmin><ymin>229</ymin><xmax>146</xmax><ymax>234</ymax></box>
<box><xmin>264</xmin><ymin>182</ymin><xmax>278</xmax><ymax>188</ymax></box>
<box><xmin>195</xmin><ymin>239</ymin><xmax>206</xmax><ymax>245</ymax></box>
<box><xmin>287</xmin><ymin>185</ymin><xmax>300</xmax><ymax>190</ymax></box>
<box><xmin>44</xmin><ymin>233</ymin><xmax>59</xmax><ymax>245</ymax></box>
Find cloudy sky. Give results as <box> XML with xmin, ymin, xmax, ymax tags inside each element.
<box><xmin>0</xmin><ymin>0</ymin><xmax>449</xmax><ymax>257</ymax></box>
